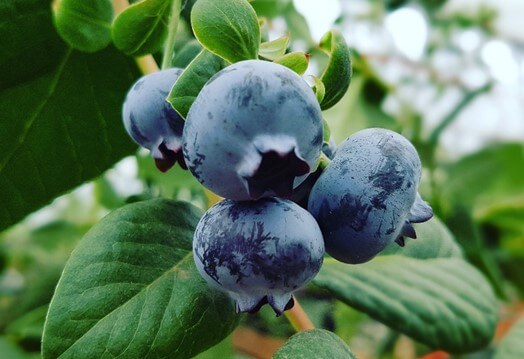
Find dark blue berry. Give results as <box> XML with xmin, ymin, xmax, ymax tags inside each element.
<box><xmin>123</xmin><ymin>68</ymin><xmax>186</xmax><ymax>172</ymax></box>
<box><xmin>308</xmin><ymin>128</ymin><xmax>433</xmax><ymax>264</ymax></box>
<box><xmin>183</xmin><ymin>60</ymin><xmax>323</xmax><ymax>200</ymax></box>
<box><xmin>193</xmin><ymin>198</ymin><xmax>325</xmax><ymax>315</ymax></box>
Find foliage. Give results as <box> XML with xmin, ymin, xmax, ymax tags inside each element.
<box><xmin>273</xmin><ymin>329</ymin><xmax>356</xmax><ymax>358</ymax></box>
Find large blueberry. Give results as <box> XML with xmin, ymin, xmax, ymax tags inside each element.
<box><xmin>122</xmin><ymin>68</ymin><xmax>186</xmax><ymax>172</ymax></box>
<box><xmin>307</xmin><ymin>128</ymin><xmax>433</xmax><ymax>264</ymax></box>
<box><xmin>183</xmin><ymin>60</ymin><xmax>323</xmax><ymax>201</ymax></box>
<box><xmin>193</xmin><ymin>198</ymin><xmax>325</xmax><ymax>315</ymax></box>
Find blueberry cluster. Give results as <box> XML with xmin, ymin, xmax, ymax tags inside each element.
<box><xmin>122</xmin><ymin>60</ymin><xmax>432</xmax><ymax>315</ymax></box>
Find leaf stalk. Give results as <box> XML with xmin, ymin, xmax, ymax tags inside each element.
<box><xmin>284</xmin><ymin>296</ymin><xmax>315</xmax><ymax>332</ymax></box>
<box><xmin>161</xmin><ymin>0</ymin><xmax>183</xmax><ymax>69</ymax></box>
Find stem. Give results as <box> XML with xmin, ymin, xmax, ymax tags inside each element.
<box><xmin>318</xmin><ymin>153</ymin><xmax>331</xmax><ymax>171</ymax></box>
<box><xmin>112</xmin><ymin>0</ymin><xmax>160</xmax><ymax>75</ymax></box>
<box><xmin>135</xmin><ymin>55</ymin><xmax>160</xmax><ymax>74</ymax></box>
<box><xmin>284</xmin><ymin>296</ymin><xmax>315</xmax><ymax>332</ymax></box>
<box><xmin>161</xmin><ymin>0</ymin><xmax>183</xmax><ymax>69</ymax></box>
<box><xmin>232</xmin><ymin>327</ymin><xmax>285</xmax><ymax>359</ymax></box>
<box><xmin>112</xmin><ymin>0</ymin><xmax>128</xmax><ymax>14</ymax></box>
<box><xmin>428</xmin><ymin>82</ymin><xmax>493</xmax><ymax>145</ymax></box>
<box><xmin>204</xmin><ymin>188</ymin><xmax>223</xmax><ymax>208</ymax></box>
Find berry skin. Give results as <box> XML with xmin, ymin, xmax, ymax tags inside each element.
<box><xmin>307</xmin><ymin>128</ymin><xmax>433</xmax><ymax>264</ymax></box>
<box><xmin>193</xmin><ymin>198</ymin><xmax>325</xmax><ymax>315</ymax></box>
<box><xmin>122</xmin><ymin>68</ymin><xmax>186</xmax><ymax>172</ymax></box>
<box><xmin>183</xmin><ymin>60</ymin><xmax>323</xmax><ymax>201</ymax></box>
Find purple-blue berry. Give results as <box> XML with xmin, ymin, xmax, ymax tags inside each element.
<box><xmin>193</xmin><ymin>198</ymin><xmax>325</xmax><ymax>315</ymax></box>
<box><xmin>308</xmin><ymin>128</ymin><xmax>433</xmax><ymax>264</ymax></box>
<box><xmin>123</xmin><ymin>68</ymin><xmax>186</xmax><ymax>172</ymax></box>
<box><xmin>183</xmin><ymin>60</ymin><xmax>323</xmax><ymax>201</ymax></box>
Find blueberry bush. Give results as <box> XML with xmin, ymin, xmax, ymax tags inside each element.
<box><xmin>1</xmin><ymin>0</ymin><xmax>523</xmax><ymax>358</ymax></box>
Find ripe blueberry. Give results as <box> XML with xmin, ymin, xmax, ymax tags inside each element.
<box><xmin>307</xmin><ymin>128</ymin><xmax>433</xmax><ymax>264</ymax></box>
<box><xmin>122</xmin><ymin>68</ymin><xmax>186</xmax><ymax>172</ymax></box>
<box><xmin>183</xmin><ymin>60</ymin><xmax>323</xmax><ymax>201</ymax></box>
<box><xmin>193</xmin><ymin>198</ymin><xmax>325</xmax><ymax>315</ymax></box>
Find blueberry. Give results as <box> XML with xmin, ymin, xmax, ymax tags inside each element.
<box><xmin>193</xmin><ymin>198</ymin><xmax>325</xmax><ymax>315</ymax></box>
<box><xmin>122</xmin><ymin>68</ymin><xmax>186</xmax><ymax>172</ymax></box>
<box><xmin>183</xmin><ymin>60</ymin><xmax>323</xmax><ymax>201</ymax></box>
<box><xmin>307</xmin><ymin>128</ymin><xmax>433</xmax><ymax>264</ymax></box>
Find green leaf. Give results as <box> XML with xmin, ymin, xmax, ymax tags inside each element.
<box><xmin>42</xmin><ymin>199</ymin><xmax>239</xmax><ymax>359</ymax></box>
<box><xmin>193</xmin><ymin>336</ymin><xmax>235</xmax><ymax>359</ymax></box>
<box><xmin>52</xmin><ymin>0</ymin><xmax>113</xmax><ymax>52</ymax></box>
<box><xmin>311</xmin><ymin>76</ymin><xmax>325</xmax><ymax>104</ymax></box>
<box><xmin>136</xmin><ymin>152</ymin><xmax>205</xmax><ymax>201</ymax></box>
<box><xmin>322</xmin><ymin>119</ymin><xmax>331</xmax><ymax>142</ymax></box>
<box><xmin>171</xmin><ymin>39</ymin><xmax>203</xmax><ymax>68</ymax></box>
<box><xmin>5</xmin><ymin>305</ymin><xmax>48</xmax><ymax>341</ymax></box>
<box><xmin>333</xmin><ymin>303</ymin><xmax>369</xmax><ymax>344</ymax></box>
<box><xmin>0</xmin><ymin>337</ymin><xmax>29</xmax><ymax>359</ymax></box>
<box><xmin>274</xmin><ymin>52</ymin><xmax>309</xmax><ymax>75</ymax></box>
<box><xmin>250</xmin><ymin>0</ymin><xmax>290</xmax><ymax>18</ymax></box>
<box><xmin>318</xmin><ymin>30</ymin><xmax>352</xmax><ymax>110</ymax></box>
<box><xmin>494</xmin><ymin>317</ymin><xmax>524</xmax><ymax>359</ymax></box>
<box><xmin>323</xmin><ymin>75</ymin><xmax>397</xmax><ymax>143</ymax></box>
<box><xmin>94</xmin><ymin>176</ymin><xmax>126</xmax><ymax>210</ymax></box>
<box><xmin>0</xmin><ymin>0</ymin><xmax>140</xmax><ymax>231</ymax></box>
<box><xmin>381</xmin><ymin>217</ymin><xmax>463</xmax><ymax>259</ymax></box>
<box><xmin>273</xmin><ymin>329</ymin><xmax>356</xmax><ymax>359</ymax></box>
<box><xmin>479</xmin><ymin>197</ymin><xmax>524</xmax><ymax>235</ymax></box>
<box><xmin>252</xmin><ymin>0</ymin><xmax>314</xmax><ymax>47</ymax></box>
<box><xmin>191</xmin><ymin>0</ymin><xmax>260</xmax><ymax>63</ymax></box>
<box><xmin>259</xmin><ymin>35</ymin><xmax>289</xmax><ymax>60</ymax></box>
<box><xmin>437</xmin><ymin>145</ymin><xmax>524</xmax><ymax>297</ymax></box>
<box><xmin>167</xmin><ymin>50</ymin><xmax>225</xmax><ymax>118</ymax></box>
<box><xmin>439</xmin><ymin>143</ymin><xmax>524</xmax><ymax>217</ymax></box>
<box><xmin>313</xmin><ymin>257</ymin><xmax>497</xmax><ymax>353</ymax></box>
<box><xmin>112</xmin><ymin>0</ymin><xmax>172</xmax><ymax>56</ymax></box>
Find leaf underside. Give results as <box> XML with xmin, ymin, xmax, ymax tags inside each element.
<box><xmin>313</xmin><ymin>218</ymin><xmax>497</xmax><ymax>353</ymax></box>
<box><xmin>273</xmin><ymin>329</ymin><xmax>356</xmax><ymax>359</ymax></box>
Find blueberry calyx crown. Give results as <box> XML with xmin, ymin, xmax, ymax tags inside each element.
<box><xmin>244</xmin><ymin>149</ymin><xmax>310</xmax><ymax>199</ymax></box>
